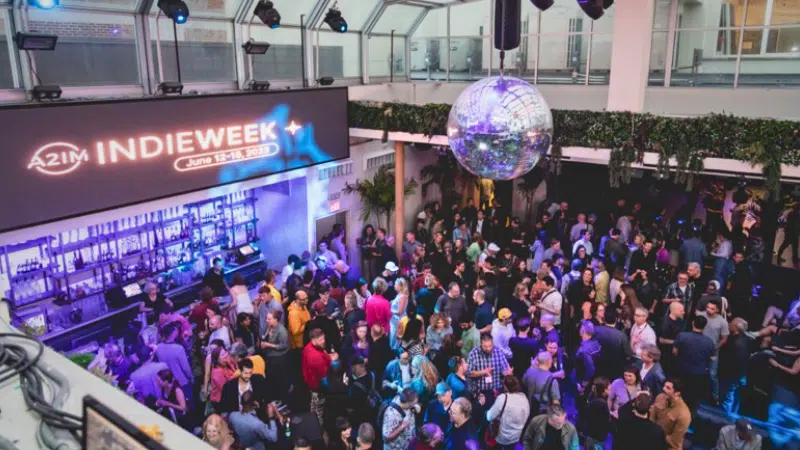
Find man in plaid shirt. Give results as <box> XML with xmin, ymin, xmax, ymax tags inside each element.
<box><xmin>663</xmin><ymin>271</ymin><xmax>694</xmax><ymax>323</ymax></box>
<box><xmin>467</xmin><ymin>333</ymin><xmax>512</xmax><ymax>407</ymax></box>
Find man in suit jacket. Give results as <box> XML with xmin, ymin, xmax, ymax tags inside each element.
<box><xmin>614</xmin><ymin>393</ymin><xmax>667</xmax><ymax>450</ymax></box>
<box><xmin>640</xmin><ymin>344</ymin><xmax>666</xmax><ymax>398</ymax></box>
<box><xmin>472</xmin><ymin>210</ymin><xmax>490</xmax><ymax>239</ymax></box>
<box><xmin>218</xmin><ymin>359</ymin><xmax>272</xmax><ymax>415</ymax></box>
<box><xmin>593</xmin><ymin>309</ymin><xmax>632</xmax><ymax>380</ymax></box>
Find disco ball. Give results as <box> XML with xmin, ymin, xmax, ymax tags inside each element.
<box><xmin>447</xmin><ymin>76</ymin><xmax>553</xmax><ymax>180</ymax></box>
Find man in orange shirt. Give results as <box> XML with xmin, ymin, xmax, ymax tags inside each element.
<box><xmin>288</xmin><ymin>290</ymin><xmax>311</xmax><ymax>350</ymax></box>
<box><xmin>229</xmin><ymin>342</ymin><xmax>265</xmax><ymax>377</ymax></box>
<box><xmin>650</xmin><ymin>377</ymin><xmax>691</xmax><ymax>450</ymax></box>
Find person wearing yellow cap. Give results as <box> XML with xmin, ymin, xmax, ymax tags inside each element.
<box><xmin>491</xmin><ymin>308</ymin><xmax>515</xmax><ymax>360</ymax></box>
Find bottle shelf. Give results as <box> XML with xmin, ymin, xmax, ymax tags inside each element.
<box><xmin>161</xmin><ymin>215</ymin><xmax>190</xmax><ymax>227</ymax></box>
<box><xmin>2</xmin><ymin>187</ymin><xmax>259</xmax><ymax>314</ymax></box>
<box><xmin>13</xmin><ymin>293</ymin><xmax>56</xmax><ymax>310</ymax></box>
<box><xmin>55</xmin><ymin>261</ymin><xmax>109</xmax><ymax>278</ymax></box>
<box><xmin>112</xmin><ymin>223</ymin><xmax>156</xmax><ymax>237</ymax></box>
<box><xmin>119</xmin><ymin>248</ymin><xmax>151</xmax><ymax>259</ymax></box>
<box><xmin>158</xmin><ymin>237</ymin><xmax>192</xmax><ymax>249</ymax></box>
<box><xmin>10</xmin><ymin>266</ymin><xmax>52</xmax><ymax>282</ymax></box>
<box><xmin>57</xmin><ymin>238</ymin><xmax>99</xmax><ymax>253</ymax></box>
<box><xmin>228</xmin><ymin>197</ymin><xmax>256</xmax><ymax>208</ymax></box>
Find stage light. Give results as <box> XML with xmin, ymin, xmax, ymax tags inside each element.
<box><xmin>158</xmin><ymin>0</ymin><xmax>190</xmax><ymax>24</ymax></box>
<box><xmin>603</xmin><ymin>0</ymin><xmax>614</xmax><ymax>8</ymax></box>
<box><xmin>31</xmin><ymin>0</ymin><xmax>59</xmax><ymax>9</ymax></box>
<box><xmin>578</xmin><ymin>0</ymin><xmax>604</xmax><ymax>20</ymax></box>
<box><xmin>323</xmin><ymin>8</ymin><xmax>347</xmax><ymax>33</ymax></box>
<box><xmin>157</xmin><ymin>81</ymin><xmax>184</xmax><ymax>96</ymax></box>
<box><xmin>31</xmin><ymin>85</ymin><xmax>62</xmax><ymax>101</ymax></box>
<box><xmin>255</xmin><ymin>0</ymin><xmax>281</xmax><ymax>29</ymax></box>
<box><xmin>243</xmin><ymin>40</ymin><xmax>271</xmax><ymax>55</ymax></box>
<box><xmin>318</xmin><ymin>76</ymin><xmax>335</xmax><ymax>86</ymax></box>
<box><xmin>530</xmin><ymin>0</ymin><xmax>554</xmax><ymax>11</ymax></box>
<box><xmin>245</xmin><ymin>80</ymin><xmax>271</xmax><ymax>91</ymax></box>
<box><xmin>15</xmin><ymin>32</ymin><xmax>58</xmax><ymax>51</ymax></box>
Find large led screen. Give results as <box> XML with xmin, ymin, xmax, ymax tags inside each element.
<box><xmin>0</xmin><ymin>88</ymin><xmax>349</xmax><ymax>232</ymax></box>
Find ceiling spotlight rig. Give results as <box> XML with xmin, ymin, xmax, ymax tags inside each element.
<box><xmin>324</xmin><ymin>4</ymin><xmax>348</xmax><ymax>33</ymax></box>
<box><xmin>255</xmin><ymin>0</ymin><xmax>281</xmax><ymax>29</ymax></box>
<box><xmin>577</xmin><ymin>0</ymin><xmax>613</xmax><ymax>20</ymax></box>
<box><xmin>158</xmin><ymin>0</ymin><xmax>190</xmax><ymax>24</ymax></box>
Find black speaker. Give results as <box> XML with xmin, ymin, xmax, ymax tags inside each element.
<box><xmin>578</xmin><ymin>0</ymin><xmax>605</xmax><ymax>20</ymax></box>
<box><xmin>531</xmin><ymin>0</ymin><xmax>554</xmax><ymax>11</ymax></box>
<box><xmin>494</xmin><ymin>0</ymin><xmax>521</xmax><ymax>51</ymax></box>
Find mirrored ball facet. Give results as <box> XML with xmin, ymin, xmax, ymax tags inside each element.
<box><xmin>447</xmin><ymin>76</ymin><xmax>553</xmax><ymax>180</ymax></box>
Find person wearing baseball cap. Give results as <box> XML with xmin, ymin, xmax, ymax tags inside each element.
<box><xmin>492</xmin><ymin>308</ymin><xmax>515</xmax><ymax>360</ymax></box>
<box><xmin>424</xmin><ymin>382</ymin><xmax>453</xmax><ymax>432</ymax></box>
<box><xmin>715</xmin><ymin>418</ymin><xmax>761</xmax><ymax>450</ymax></box>
<box><xmin>479</xmin><ymin>243</ymin><xmax>501</xmax><ymax>267</ymax></box>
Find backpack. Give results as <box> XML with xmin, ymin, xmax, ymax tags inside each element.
<box><xmin>530</xmin><ymin>375</ymin><xmax>557</xmax><ymax>414</ymax></box>
<box><xmin>351</xmin><ymin>373</ymin><xmax>382</xmax><ymax>411</ymax></box>
<box><xmin>375</xmin><ymin>400</ymin><xmax>404</xmax><ymax>444</ymax></box>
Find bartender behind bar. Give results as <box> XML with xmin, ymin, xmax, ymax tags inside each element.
<box><xmin>203</xmin><ymin>257</ymin><xmax>229</xmax><ymax>297</ymax></box>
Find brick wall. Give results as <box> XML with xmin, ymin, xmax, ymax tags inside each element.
<box><xmin>188</xmin><ymin>0</ymin><xmax>226</xmax><ymax>12</ymax></box>
<box><xmin>183</xmin><ymin>28</ymin><xmax>228</xmax><ymax>43</ymax></box>
<box><xmin>28</xmin><ymin>21</ymin><xmax>135</xmax><ymax>39</ymax></box>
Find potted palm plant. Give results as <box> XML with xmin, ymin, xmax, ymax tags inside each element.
<box><xmin>343</xmin><ymin>164</ymin><xmax>418</xmax><ymax>232</ymax></box>
<box><xmin>420</xmin><ymin>152</ymin><xmax>480</xmax><ymax>206</ymax></box>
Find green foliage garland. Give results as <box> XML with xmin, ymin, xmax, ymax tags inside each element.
<box><xmin>349</xmin><ymin>101</ymin><xmax>800</xmax><ymax>191</ymax></box>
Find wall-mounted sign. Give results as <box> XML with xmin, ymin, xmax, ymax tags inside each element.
<box><xmin>0</xmin><ymin>88</ymin><xmax>350</xmax><ymax>233</ymax></box>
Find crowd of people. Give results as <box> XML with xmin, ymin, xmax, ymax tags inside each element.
<box><xmin>95</xmin><ymin>196</ymin><xmax>800</xmax><ymax>450</ymax></box>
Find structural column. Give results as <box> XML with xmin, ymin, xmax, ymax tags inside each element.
<box><xmin>606</xmin><ymin>0</ymin><xmax>656</xmax><ymax>112</ymax></box>
<box><xmin>394</xmin><ymin>141</ymin><xmax>405</xmax><ymax>256</ymax></box>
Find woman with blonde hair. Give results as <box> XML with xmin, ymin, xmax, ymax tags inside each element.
<box><xmin>409</xmin><ymin>354</ymin><xmax>441</xmax><ymax>407</ymax></box>
<box><xmin>415</xmin><ymin>273</ymin><xmax>443</xmax><ymax>325</ymax></box>
<box><xmin>426</xmin><ymin>312</ymin><xmax>454</xmax><ymax>353</ymax></box>
<box><xmin>202</xmin><ymin>414</ymin><xmax>234</xmax><ymax>450</ymax></box>
<box><xmin>390</xmin><ymin>277</ymin><xmax>410</xmax><ymax>350</ymax></box>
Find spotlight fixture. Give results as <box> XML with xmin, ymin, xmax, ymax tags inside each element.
<box><xmin>245</xmin><ymin>80</ymin><xmax>271</xmax><ymax>91</ymax></box>
<box><xmin>318</xmin><ymin>76</ymin><xmax>335</xmax><ymax>86</ymax></box>
<box><xmin>578</xmin><ymin>0</ymin><xmax>604</xmax><ymax>20</ymax></box>
<box><xmin>530</xmin><ymin>0</ymin><xmax>554</xmax><ymax>11</ymax></box>
<box><xmin>255</xmin><ymin>0</ymin><xmax>281</xmax><ymax>29</ymax></box>
<box><xmin>157</xmin><ymin>81</ymin><xmax>184</xmax><ymax>96</ymax></box>
<box><xmin>242</xmin><ymin>40</ymin><xmax>271</xmax><ymax>55</ymax></box>
<box><xmin>603</xmin><ymin>0</ymin><xmax>614</xmax><ymax>8</ymax></box>
<box><xmin>15</xmin><ymin>32</ymin><xmax>58</xmax><ymax>51</ymax></box>
<box><xmin>323</xmin><ymin>7</ymin><xmax>347</xmax><ymax>33</ymax></box>
<box><xmin>158</xmin><ymin>0</ymin><xmax>190</xmax><ymax>24</ymax></box>
<box><xmin>31</xmin><ymin>85</ymin><xmax>62</xmax><ymax>101</ymax></box>
<box><xmin>31</xmin><ymin>0</ymin><xmax>59</xmax><ymax>9</ymax></box>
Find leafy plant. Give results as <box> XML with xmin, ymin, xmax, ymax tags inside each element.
<box><xmin>349</xmin><ymin>101</ymin><xmax>800</xmax><ymax>193</ymax></box>
<box><xmin>68</xmin><ymin>353</ymin><xmax>94</xmax><ymax>369</ymax></box>
<box><xmin>517</xmin><ymin>167</ymin><xmax>546</xmax><ymax>223</ymax></box>
<box><xmin>420</xmin><ymin>152</ymin><xmax>480</xmax><ymax>205</ymax></box>
<box><xmin>342</xmin><ymin>164</ymin><xmax>418</xmax><ymax>231</ymax></box>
